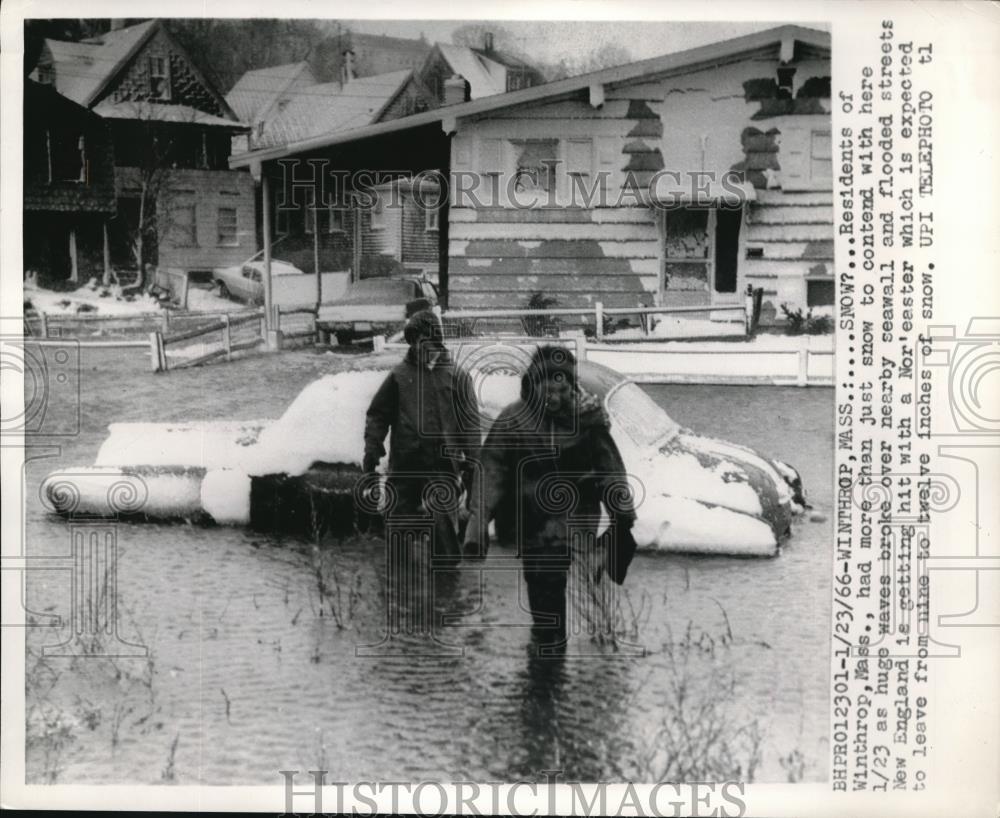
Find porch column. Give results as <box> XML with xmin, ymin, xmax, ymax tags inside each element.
<box><xmin>313</xmin><ymin>210</ymin><xmax>321</xmax><ymax>310</ymax></box>
<box><xmin>102</xmin><ymin>220</ymin><xmax>111</xmax><ymax>285</ymax></box>
<box><xmin>351</xmin><ymin>199</ymin><xmax>362</xmax><ymax>283</ymax></box>
<box><xmin>68</xmin><ymin>228</ymin><xmax>78</xmax><ymax>283</ymax></box>
<box><xmin>261</xmin><ymin>170</ymin><xmax>273</xmax><ymax>328</ymax></box>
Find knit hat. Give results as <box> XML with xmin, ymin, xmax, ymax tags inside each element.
<box><xmin>404</xmin><ymin>309</ymin><xmax>445</xmax><ymax>348</ymax></box>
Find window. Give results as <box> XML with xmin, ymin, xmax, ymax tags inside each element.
<box><xmin>36</xmin><ymin>62</ymin><xmax>55</xmax><ymax>85</ymax></box>
<box><xmin>663</xmin><ymin>207</ymin><xmax>742</xmax><ymax>297</ymax></box>
<box><xmin>370</xmin><ymin>196</ymin><xmax>387</xmax><ymax>230</ymax></box>
<box><xmin>507</xmin><ymin>73</ymin><xmax>524</xmax><ymax>92</ymax></box>
<box><xmin>810</xmin><ymin>129</ymin><xmax>832</xmax><ymax>180</ymax></box>
<box><xmin>807</xmin><ymin>278</ymin><xmax>835</xmax><ymax>307</ymax></box>
<box><xmin>425</xmin><ymin>206</ymin><xmax>440</xmax><ymax>231</ymax></box>
<box><xmin>328</xmin><ymin>206</ymin><xmax>346</xmax><ymax>233</ymax></box>
<box><xmin>566</xmin><ymin>138</ymin><xmax>594</xmax><ymax>205</ymax></box>
<box><xmin>173</xmin><ymin>203</ymin><xmax>197</xmax><ymax>246</ymax></box>
<box><xmin>48</xmin><ymin>131</ymin><xmax>86</xmax><ymax>183</ymax></box>
<box><xmin>149</xmin><ymin>56</ymin><xmax>171</xmax><ymax>100</ymax></box>
<box><xmin>217</xmin><ymin>207</ymin><xmax>238</xmax><ymax>246</ymax></box>
<box><xmin>275</xmin><ymin>206</ymin><xmax>290</xmax><ymax>237</ymax></box>
<box><xmin>512</xmin><ymin>139</ymin><xmax>559</xmax><ymax>196</ymax></box>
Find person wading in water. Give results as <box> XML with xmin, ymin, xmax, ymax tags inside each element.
<box><xmin>363</xmin><ymin>309</ymin><xmax>479</xmax><ymax>568</ymax></box>
<box><xmin>462</xmin><ymin>345</ymin><xmax>638</xmax><ymax>652</ymax></box>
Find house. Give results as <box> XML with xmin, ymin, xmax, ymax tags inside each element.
<box><xmin>23</xmin><ymin>79</ymin><xmax>117</xmax><ymax>283</ymax></box>
<box><xmin>227</xmin><ymin>59</ymin><xmax>438</xmax><ymax>275</ymax></box>
<box><xmin>346</xmin><ymin>32</ymin><xmax>432</xmax><ymax>77</ymax></box>
<box><xmin>226</xmin><ymin>60</ymin><xmax>434</xmax><ymax>153</ymax></box>
<box><xmin>31</xmin><ymin>19</ymin><xmax>253</xmax><ymax>277</ymax></box>
<box><xmin>231</xmin><ymin>25</ymin><xmax>832</xmax><ymax>323</ymax></box>
<box><xmin>420</xmin><ymin>34</ymin><xmax>545</xmax><ymax>103</ymax></box>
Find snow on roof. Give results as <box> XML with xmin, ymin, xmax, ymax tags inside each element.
<box><xmin>224</xmin><ymin>61</ymin><xmax>316</xmax><ymax>124</ymax></box>
<box><xmin>41</xmin><ymin>20</ymin><xmax>158</xmax><ymax>106</ymax></box>
<box><xmin>248</xmin><ymin>69</ymin><xmax>413</xmax><ymax>150</ymax></box>
<box><xmin>93</xmin><ymin>100</ymin><xmax>249</xmax><ymax>129</ymax></box>
<box><xmin>434</xmin><ymin>43</ymin><xmax>507</xmax><ymax>98</ymax></box>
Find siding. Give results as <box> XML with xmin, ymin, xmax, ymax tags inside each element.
<box><xmin>448</xmin><ymin>48</ymin><xmax>832</xmax><ymax>316</ymax></box>
<box><xmin>116</xmin><ymin>167</ymin><xmax>256</xmax><ymax>270</ymax></box>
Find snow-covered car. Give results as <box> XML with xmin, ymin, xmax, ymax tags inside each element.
<box><xmin>212</xmin><ymin>259</ymin><xmax>304</xmax><ymax>304</ymax></box>
<box><xmin>40</xmin><ymin>360</ymin><xmax>805</xmax><ymax>556</ymax></box>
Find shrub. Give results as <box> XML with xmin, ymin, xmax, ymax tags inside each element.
<box><xmin>524</xmin><ymin>291</ymin><xmax>560</xmax><ymax>337</ymax></box>
<box><xmin>780</xmin><ymin>304</ymin><xmax>832</xmax><ymax>335</ymax></box>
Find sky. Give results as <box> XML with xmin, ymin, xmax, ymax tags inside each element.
<box><xmin>345</xmin><ymin>19</ymin><xmax>830</xmax><ymax>65</ymax></box>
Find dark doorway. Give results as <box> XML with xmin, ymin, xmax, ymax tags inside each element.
<box><xmin>713</xmin><ymin>207</ymin><xmax>741</xmax><ymax>293</ymax></box>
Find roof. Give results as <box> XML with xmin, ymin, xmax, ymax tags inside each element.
<box><xmin>40</xmin><ymin>20</ymin><xmax>158</xmax><ymax>106</ymax></box>
<box><xmin>93</xmin><ymin>100</ymin><xmax>250</xmax><ymax>129</ymax></box>
<box><xmin>224</xmin><ymin>61</ymin><xmax>316</xmax><ymax>124</ymax></box>
<box><xmin>433</xmin><ymin>43</ymin><xmax>508</xmax><ymax>98</ymax></box>
<box><xmin>243</xmin><ymin>70</ymin><xmax>414</xmax><ymax>150</ymax></box>
<box><xmin>232</xmin><ymin>25</ymin><xmax>830</xmax><ymax>169</ymax></box>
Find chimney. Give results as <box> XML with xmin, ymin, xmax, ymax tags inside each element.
<box><xmin>483</xmin><ymin>32</ymin><xmax>494</xmax><ymax>53</ymax></box>
<box><xmin>443</xmin><ymin>74</ymin><xmax>470</xmax><ymax>105</ymax></box>
<box><xmin>341</xmin><ymin>50</ymin><xmax>355</xmax><ymax>84</ymax></box>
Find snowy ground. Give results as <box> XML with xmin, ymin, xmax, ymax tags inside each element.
<box><xmin>23</xmin><ymin>278</ymin><xmax>248</xmax><ymax>317</ymax></box>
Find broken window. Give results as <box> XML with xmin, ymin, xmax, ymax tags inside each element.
<box><xmin>48</xmin><ymin>131</ymin><xmax>86</xmax><ymax>183</ymax></box>
<box><xmin>663</xmin><ymin>207</ymin><xmax>742</xmax><ymax>295</ymax></box>
<box><xmin>149</xmin><ymin>56</ymin><xmax>171</xmax><ymax>101</ymax></box>
<box><xmin>217</xmin><ymin>207</ymin><xmax>238</xmax><ymax>246</ymax></box>
<box><xmin>512</xmin><ymin>139</ymin><xmax>558</xmax><ymax>196</ymax></box>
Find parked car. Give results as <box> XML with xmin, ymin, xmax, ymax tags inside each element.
<box><xmin>317</xmin><ymin>276</ymin><xmax>439</xmax><ymax>346</ymax></box>
<box><xmin>41</xmin><ymin>359</ymin><xmax>805</xmax><ymax>556</ymax></box>
<box><xmin>213</xmin><ymin>259</ymin><xmax>304</xmax><ymax>304</ymax></box>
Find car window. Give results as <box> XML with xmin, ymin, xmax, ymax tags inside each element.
<box><xmin>251</xmin><ymin>270</ymin><xmax>262</xmax><ymax>282</ymax></box>
<box><xmin>242</xmin><ymin>266</ymin><xmax>253</xmax><ymax>278</ymax></box>
<box><xmin>607</xmin><ymin>383</ymin><xmax>679</xmax><ymax>447</ymax></box>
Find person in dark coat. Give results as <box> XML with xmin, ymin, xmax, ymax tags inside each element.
<box><xmin>462</xmin><ymin>345</ymin><xmax>637</xmax><ymax>650</ymax></box>
<box><xmin>363</xmin><ymin>309</ymin><xmax>478</xmax><ymax>566</ymax></box>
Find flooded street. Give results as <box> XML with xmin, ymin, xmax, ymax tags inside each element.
<box><xmin>23</xmin><ymin>348</ymin><xmax>833</xmax><ymax>784</ymax></box>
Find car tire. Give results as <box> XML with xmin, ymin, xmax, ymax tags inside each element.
<box><xmin>218</xmin><ymin>282</ymin><xmax>232</xmax><ymax>300</ymax></box>
<box><xmin>335</xmin><ymin>331</ymin><xmax>354</xmax><ymax>347</ymax></box>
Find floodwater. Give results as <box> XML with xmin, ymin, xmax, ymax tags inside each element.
<box><xmin>21</xmin><ymin>348</ymin><xmax>833</xmax><ymax>785</ymax></box>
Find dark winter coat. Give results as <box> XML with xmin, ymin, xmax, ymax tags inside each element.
<box><xmin>463</xmin><ymin>361</ymin><xmax>636</xmax><ymax>574</ymax></box>
<box><xmin>363</xmin><ymin>347</ymin><xmax>479</xmax><ymax>478</ymax></box>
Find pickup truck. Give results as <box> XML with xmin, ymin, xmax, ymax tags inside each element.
<box><xmin>317</xmin><ymin>276</ymin><xmax>439</xmax><ymax>345</ymax></box>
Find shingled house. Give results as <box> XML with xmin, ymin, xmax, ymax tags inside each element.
<box><xmin>23</xmin><ymin>79</ymin><xmax>117</xmax><ymax>283</ymax></box>
<box><xmin>227</xmin><ymin>59</ymin><xmax>439</xmax><ymax>276</ymax></box>
<box><xmin>31</xmin><ymin>20</ymin><xmax>253</xmax><ymax>278</ymax></box>
<box><xmin>233</xmin><ymin>25</ymin><xmax>831</xmax><ymax>322</ymax></box>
